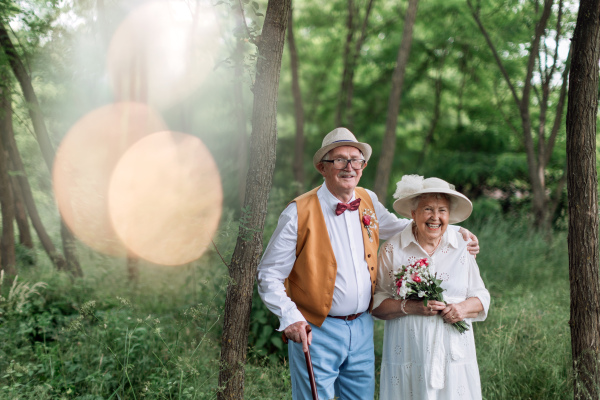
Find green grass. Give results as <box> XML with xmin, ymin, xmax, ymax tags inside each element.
<box><xmin>0</xmin><ymin>216</ymin><xmax>578</xmax><ymax>399</ymax></box>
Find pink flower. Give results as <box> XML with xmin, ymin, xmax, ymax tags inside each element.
<box><xmin>412</xmin><ymin>274</ymin><xmax>421</xmax><ymax>283</ymax></box>
<box><xmin>363</xmin><ymin>215</ymin><xmax>371</xmax><ymax>226</ymax></box>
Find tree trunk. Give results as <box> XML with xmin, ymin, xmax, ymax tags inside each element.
<box><xmin>0</xmin><ymin>83</ymin><xmax>32</xmax><ymax>250</ymax></box>
<box><xmin>127</xmin><ymin>254</ymin><xmax>138</xmax><ymax>282</ymax></box>
<box><xmin>2</xmin><ymin>103</ymin><xmax>68</xmax><ymax>271</ymax></box>
<box><xmin>335</xmin><ymin>0</ymin><xmax>355</xmax><ymax>127</ymax></box>
<box><xmin>418</xmin><ymin>72</ymin><xmax>442</xmax><ymax>167</ymax></box>
<box><xmin>566</xmin><ymin>0</ymin><xmax>600</xmax><ymax>397</ymax></box>
<box><xmin>288</xmin><ymin>3</ymin><xmax>305</xmax><ymax>194</ymax></box>
<box><xmin>373</xmin><ymin>0</ymin><xmax>419</xmax><ymax>204</ymax></box>
<box><xmin>0</xmin><ymin>20</ymin><xmax>82</xmax><ymax>276</ymax></box>
<box><xmin>467</xmin><ymin>0</ymin><xmax>565</xmax><ymax>229</ymax></box>
<box><xmin>345</xmin><ymin>0</ymin><xmax>375</xmax><ymax>130</ymax></box>
<box><xmin>217</xmin><ymin>0</ymin><xmax>291</xmax><ymax>398</ymax></box>
<box><xmin>234</xmin><ymin>5</ymin><xmax>249</xmax><ymax>208</ymax></box>
<box><xmin>10</xmin><ymin>171</ymin><xmax>33</xmax><ymax>249</ymax></box>
<box><xmin>0</xmin><ymin>89</ymin><xmax>16</xmax><ymax>276</ymax></box>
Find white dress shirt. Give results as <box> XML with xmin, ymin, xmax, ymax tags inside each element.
<box><xmin>257</xmin><ymin>183</ymin><xmax>461</xmax><ymax>331</ymax></box>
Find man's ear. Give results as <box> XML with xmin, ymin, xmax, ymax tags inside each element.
<box><xmin>316</xmin><ymin>162</ymin><xmax>326</xmax><ymax>176</ymax></box>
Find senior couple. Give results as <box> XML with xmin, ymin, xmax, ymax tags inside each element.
<box><xmin>257</xmin><ymin>128</ymin><xmax>490</xmax><ymax>400</ymax></box>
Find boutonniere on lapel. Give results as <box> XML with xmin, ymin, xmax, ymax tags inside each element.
<box><xmin>361</xmin><ymin>208</ymin><xmax>378</xmax><ymax>242</ymax></box>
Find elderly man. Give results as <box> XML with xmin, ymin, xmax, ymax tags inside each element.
<box><xmin>257</xmin><ymin>127</ymin><xmax>479</xmax><ymax>399</ymax></box>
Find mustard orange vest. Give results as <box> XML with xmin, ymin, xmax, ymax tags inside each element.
<box><xmin>284</xmin><ymin>186</ymin><xmax>380</xmax><ymax>327</ymax></box>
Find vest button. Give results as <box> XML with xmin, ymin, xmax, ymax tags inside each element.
<box><xmin>368</xmin><ymin>254</ymin><xmax>371</xmax><ymax>258</ymax></box>
<box><xmin>371</xmin><ymin>267</ymin><xmax>374</xmax><ymax>270</ymax></box>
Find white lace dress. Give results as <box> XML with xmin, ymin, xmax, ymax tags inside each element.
<box><xmin>374</xmin><ymin>225</ymin><xmax>490</xmax><ymax>400</ymax></box>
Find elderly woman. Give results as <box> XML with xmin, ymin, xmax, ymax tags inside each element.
<box><xmin>373</xmin><ymin>175</ymin><xmax>490</xmax><ymax>400</ymax></box>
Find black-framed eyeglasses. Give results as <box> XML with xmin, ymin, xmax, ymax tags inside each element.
<box><xmin>321</xmin><ymin>158</ymin><xmax>366</xmax><ymax>170</ymax></box>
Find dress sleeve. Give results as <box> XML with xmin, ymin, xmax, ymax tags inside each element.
<box><xmin>466</xmin><ymin>254</ymin><xmax>490</xmax><ymax>322</ymax></box>
<box><xmin>373</xmin><ymin>240</ymin><xmax>397</xmax><ymax>310</ymax></box>
<box><xmin>256</xmin><ymin>203</ymin><xmax>306</xmax><ymax>331</ymax></box>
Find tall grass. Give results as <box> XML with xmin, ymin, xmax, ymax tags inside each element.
<box><xmin>0</xmin><ymin>215</ymin><xmax>574</xmax><ymax>399</ymax></box>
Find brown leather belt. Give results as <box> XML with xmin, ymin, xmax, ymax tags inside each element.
<box><xmin>328</xmin><ymin>312</ymin><xmax>363</xmax><ymax>321</ymax></box>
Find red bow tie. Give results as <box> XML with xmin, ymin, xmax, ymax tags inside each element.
<box><xmin>335</xmin><ymin>198</ymin><xmax>361</xmax><ymax>215</ymax></box>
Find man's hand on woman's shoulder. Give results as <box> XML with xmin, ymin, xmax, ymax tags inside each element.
<box><xmin>458</xmin><ymin>227</ymin><xmax>479</xmax><ymax>255</ymax></box>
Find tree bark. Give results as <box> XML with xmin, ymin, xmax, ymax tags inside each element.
<box><xmin>288</xmin><ymin>3</ymin><xmax>305</xmax><ymax>194</ymax></box>
<box><xmin>217</xmin><ymin>0</ymin><xmax>290</xmax><ymax>398</ymax></box>
<box><xmin>2</xmin><ymin>99</ymin><xmax>67</xmax><ymax>271</ymax></box>
<box><xmin>335</xmin><ymin>0</ymin><xmax>374</xmax><ymax>130</ymax></box>
<box><xmin>345</xmin><ymin>0</ymin><xmax>375</xmax><ymax>130</ymax></box>
<box><xmin>0</xmin><ymin>88</ymin><xmax>16</xmax><ymax>276</ymax></box>
<box><xmin>335</xmin><ymin>0</ymin><xmax>355</xmax><ymax>127</ymax></box>
<box><xmin>234</xmin><ymin>4</ymin><xmax>249</xmax><ymax>208</ymax></box>
<box><xmin>566</xmin><ymin>0</ymin><xmax>600</xmax><ymax>397</ymax></box>
<box><xmin>10</xmin><ymin>171</ymin><xmax>33</xmax><ymax>249</ymax></box>
<box><xmin>418</xmin><ymin>72</ymin><xmax>442</xmax><ymax>167</ymax></box>
<box><xmin>0</xmin><ymin>82</ymin><xmax>32</xmax><ymax>250</ymax></box>
<box><xmin>0</xmin><ymin>20</ymin><xmax>82</xmax><ymax>276</ymax></box>
<box><xmin>373</xmin><ymin>0</ymin><xmax>419</xmax><ymax>204</ymax></box>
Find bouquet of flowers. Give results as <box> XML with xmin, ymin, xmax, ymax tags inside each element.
<box><xmin>394</xmin><ymin>257</ymin><xmax>469</xmax><ymax>334</ymax></box>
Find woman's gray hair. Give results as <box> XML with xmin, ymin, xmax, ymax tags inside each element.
<box><xmin>410</xmin><ymin>193</ymin><xmax>457</xmax><ymax>212</ymax></box>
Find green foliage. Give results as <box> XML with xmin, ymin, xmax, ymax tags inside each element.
<box><xmin>0</xmin><ymin>212</ymin><xmax>577</xmax><ymax>400</ymax></box>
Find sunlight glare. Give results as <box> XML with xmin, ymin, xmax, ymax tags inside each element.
<box><xmin>107</xmin><ymin>131</ymin><xmax>222</xmax><ymax>266</ymax></box>
<box><xmin>53</xmin><ymin>102</ymin><xmax>167</xmax><ymax>256</ymax></box>
<box><xmin>106</xmin><ymin>0</ymin><xmax>221</xmax><ymax>110</ymax></box>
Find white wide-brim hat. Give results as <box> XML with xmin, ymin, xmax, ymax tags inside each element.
<box><xmin>313</xmin><ymin>127</ymin><xmax>372</xmax><ymax>169</ymax></box>
<box><xmin>392</xmin><ymin>175</ymin><xmax>473</xmax><ymax>224</ymax></box>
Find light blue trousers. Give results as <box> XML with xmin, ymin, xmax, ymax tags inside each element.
<box><xmin>288</xmin><ymin>313</ymin><xmax>375</xmax><ymax>400</ymax></box>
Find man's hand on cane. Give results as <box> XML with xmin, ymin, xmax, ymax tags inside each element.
<box><xmin>284</xmin><ymin>321</ymin><xmax>313</xmax><ymax>352</ymax></box>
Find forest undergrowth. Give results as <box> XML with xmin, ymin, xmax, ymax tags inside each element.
<box><xmin>0</xmin><ymin>213</ymin><xmax>573</xmax><ymax>399</ymax></box>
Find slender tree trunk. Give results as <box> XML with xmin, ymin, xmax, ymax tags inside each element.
<box><xmin>217</xmin><ymin>0</ymin><xmax>291</xmax><ymax>398</ymax></box>
<box><xmin>127</xmin><ymin>255</ymin><xmax>138</xmax><ymax>282</ymax></box>
<box><xmin>467</xmin><ymin>0</ymin><xmax>560</xmax><ymax>229</ymax></box>
<box><xmin>418</xmin><ymin>73</ymin><xmax>442</xmax><ymax>167</ymax></box>
<box><xmin>335</xmin><ymin>0</ymin><xmax>355</xmax><ymax>127</ymax></box>
<box><xmin>0</xmin><ymin>89</ymin><xmax>16</xmax><ymax>276</ymax></box>
<box><xmin>234</xmin><ymin>6</ymin><xmax>249</xmax><ymax>208</ymax></box>
<box><xmin>288</xmin><ymin>3</ymin><xmax>305</xmax><ymax>194</ymax></box>
<box><xmin>0</xmin><ymin>21</ymin><xmax>82</xmax><ymax>276</ymax></box>
<box><xmin>2</xmin><ymin>103</ymin><xmax>67</xmax><ymax>271</ymax></box>
<box><xmin>0</xmin><ymin>83</ymin><xmax>32</xmax><ymax>250</ymax></box>
<box><xmin>9</xmin><ymin>166</ymin><xmax>33</xmax><ymax>249</ymax></box>
<box><xmin>345</xmin><ymin>0</ymin><xmax>375</xmax><ymax>130</ymax></box>
<box><xmin>373</xmin><ymin>0</ymin><xmax>419</xmax><ymax>203</ymax></box>
<box><xmin>566</xmin><ymin>0</ymin><xmax>600</xmax><ymax>397</ymax></box>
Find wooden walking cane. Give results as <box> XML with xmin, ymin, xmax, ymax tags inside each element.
<box><xmin>282</xmin><ymin>325</ymin><xmax>319</xmax><ymax>400</ymax></box>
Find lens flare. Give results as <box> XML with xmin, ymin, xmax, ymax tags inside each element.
<box><xmin>107</xmin><ymin>0</ymin><xmax>221</xmax><ymax>110</ymax></box>
<box><xmin>53</xmin><ymin>102</ymin><xmax>167</xmax><ymax>256</ymax></box>
<box><xmin>107</xmin><ymin>131</ymin><xmax>222</xmax><ymax>266</ymax></box>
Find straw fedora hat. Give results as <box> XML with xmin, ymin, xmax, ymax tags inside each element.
<box><xmin>313</xmin><ymin>127</ymin><xmax>372</xmax><ymax>169</ymax></box>
<box><xmin>392</xmin><ymin>175</ymin><xmax>473</xmax><ymax>224</ymax></box>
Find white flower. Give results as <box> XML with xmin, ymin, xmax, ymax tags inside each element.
<box><xmin>418</xmin><ymin>291</ymin><xmax>426</xmax><ymax>298</ymax></box>
<box><xmin>393</xmin><ymin>175</ymin><xmax>424</xmax><ymax>199</ymax></box>
<box><xmin>398</xmin><ymin>285</ymin><xmax>408</xmax><ymax>298</ymax></box>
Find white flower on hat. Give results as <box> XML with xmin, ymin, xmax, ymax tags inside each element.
<box><xmin>393</xmin><ymin>174</ymin><xmax>424</xmax><ymax>199</ymax></box>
